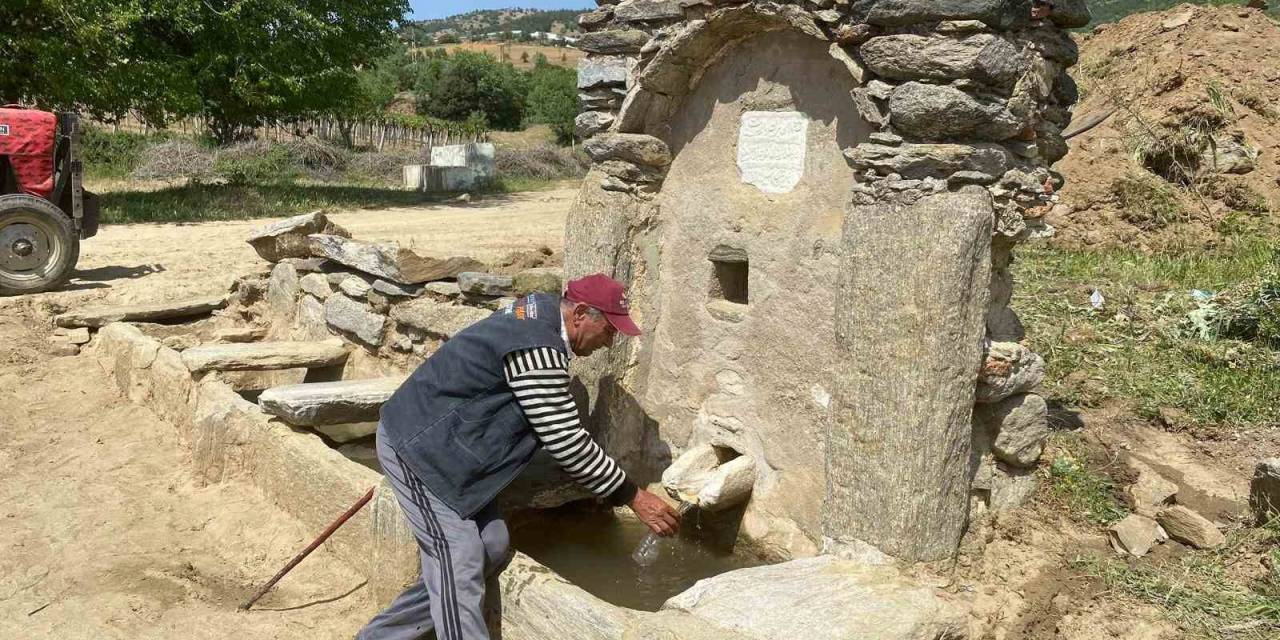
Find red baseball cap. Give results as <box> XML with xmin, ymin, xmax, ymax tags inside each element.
<box><xmin>563</xmin><ymin>273</ymin><xmax>641</xmax><ymax>336</ymax></box>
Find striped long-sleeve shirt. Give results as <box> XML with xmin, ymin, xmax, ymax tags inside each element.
<box><xmin>503</xmin><ymin>346</ymin><xmax>637</xmax><ymax>506</ymax></box>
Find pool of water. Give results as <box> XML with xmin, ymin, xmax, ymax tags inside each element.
<box><xmin>508</xmin><ymin>503</ymin><xmax>766</xmax><ymax>611</ymax></box>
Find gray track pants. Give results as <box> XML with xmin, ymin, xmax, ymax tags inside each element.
<box><xmin>357</xmin><ymin>423</ymin><xmax>511</xmax><ymax>640</ymax></box>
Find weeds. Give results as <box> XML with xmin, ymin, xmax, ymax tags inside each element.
<box><xmin>495</xmin><ymin>144</ymin><xmax>589</xmax><ymax>181</ymax></box>
<box><xmin>1013</xmin><ymin>240</ymin><xmax>1280</xmax><ymax>432</ymax></box>
<box><xmin>1044</xmin><ymin>434</ymin><xmax>1130</xmax><ymax>526</ymax></box>
<box><xmin>1074</xmin><ymin>522</ymin><xmax>1280</xmax><ymax>639</ymax></box>
<box><xmin>1113</xmin><ymin>173</ymin><xmax>1189</xmax><ymax>229</ymax></box>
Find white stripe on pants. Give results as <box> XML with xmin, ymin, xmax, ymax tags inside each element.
<box><xmin>357</xmin><ymin>422</ymin><xmax>511</xmax><ymax>640</ymax></box>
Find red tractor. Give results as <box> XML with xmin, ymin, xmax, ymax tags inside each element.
<box><xmin>0</xmin><ymin>106</ymin><xmax>99</xmax><ymax>295</ymax></box>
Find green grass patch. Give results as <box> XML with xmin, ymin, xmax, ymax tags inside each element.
<box><xmin>1073</xmin><ymin>521</ymin><xmax>1280</xmax><ymax>639</ymax></box>
<box><xmin>98</xmin><ymin>178</ymin><xmax>568</xmax><ymax>224</ymax></box>
<box><xmin>100</xmin><ymin>183</ymin><xmax>435</xmax><ymax>224</ymax></box>
<box><xmin>1044</xmin><ymin>433</ymin><xmax>1130</xmax><ymax>526</ymax></box>
<box><xmin>1014</xmin><ymin>239</ymin><xmax>1280</xmax><ymax>432</ymax></box>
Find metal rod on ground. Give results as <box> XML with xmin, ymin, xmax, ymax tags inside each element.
<box><xmin>239</xmin><ymin>486</ymin><xmax>376</xmax><ymax>611</ymax></box>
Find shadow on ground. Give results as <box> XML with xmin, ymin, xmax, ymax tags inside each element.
<box><xmin>100</xmin><ymin>183</ymin><xmax>544</xmax><ymax>224</ymax></box>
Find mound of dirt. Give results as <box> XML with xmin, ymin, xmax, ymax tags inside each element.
<box><xmin>1050</xmin><ymin>4</ymin><xmax>1280</xmax><ymax>249</ymax></box>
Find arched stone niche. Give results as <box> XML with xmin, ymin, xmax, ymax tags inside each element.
<box><xmin>640</xmin><ymin>27</ymin><xmax>872</xmax><ymax>558</ymax></box>
<box><xmin>566</xmin><ymin>0</ymin><xmax>1082</xmax><ymax>562</ymax></box>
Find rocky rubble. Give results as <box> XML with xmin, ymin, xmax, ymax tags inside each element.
<box><xmin>226</xmin><ymin>220</ymin><xmax>567</xmax><ymax>375</ymax></box>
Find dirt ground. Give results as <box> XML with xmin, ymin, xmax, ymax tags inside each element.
<box><xmin>0</xmin><ymin>302</ymin><xmax>380</xmax><ymax>639</ymax></box>
<box><xmin>0</xmin><ymin>183</ymin><xmax>1268</xmax><ymax>638</ymax></box>
<box><xmin>1050</xmin><ymin>5</ymin><xmax>1280</xmax><ymax>249</ymax></box>
<box><xmin>0</xmin><ymin>191</ymin><xmax>574</xmax><ymax>639</ymax></box>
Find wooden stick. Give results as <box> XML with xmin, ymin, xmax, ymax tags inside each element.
<box><xmin>239</xmin><ymin>486</ymin><xmax>376</xmax><ymax>611</ymax></box>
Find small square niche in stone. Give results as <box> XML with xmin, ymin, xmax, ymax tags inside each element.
<box><xmin>708</xmin><ymin>245</ymin><xmax>749</xmax><ymax>315</ymax></box>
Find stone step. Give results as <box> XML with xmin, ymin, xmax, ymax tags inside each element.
<box><xmin>180</xmin><ymin>340</ymin><xmax>349</xmax><ymax>374</ymax></box>
<box><xmin>54</xmin><ymin>295</ymin><xmax>228</xmax><ymax>329</ymax></box>
<box><xmin>258</xmin><ymin>377</ymin><xmax>402</xmax><ymax>427</ymax></box>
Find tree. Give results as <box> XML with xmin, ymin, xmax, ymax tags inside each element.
<box><xmin>0</xmin><ymin>0</ymin><xmax>408</xmax><ymax>143</ymax></box>
<box><xmin>524</xmin><ymin>60</ymin><xmax>579</xmax><ymax>144</ymax></box>
<box><xmin>417</xmin><ymin>51</ymin><xmax>527</xmax><ymax>130</ymax></box>
<box><xmin>168</xmin><ymin>0</ymin><xmax>409</xmax><ymax>143</ymax></box>
<box><xmin>329</xmin><ymin>61</ymin><xmax>399</xmax><ymax>147</ymax></box>
<box><xmin>0</xmin><ymin>0</ymin><xmax>197</xmax><ymax>124</ymax></box>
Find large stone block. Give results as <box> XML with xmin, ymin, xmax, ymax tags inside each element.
<box><xmin>324</xmin><ymin>293</ymin><xmax>387</xmax><ymax>347</ymax></box>
<box><xmin>1157</xmin><ymin>505</ymin><xmax>1225</xmax><ymax>549</ymax></box>
<box><xmin>613</xmin><ymin>0</ymin><xmax>683</xmax><ymax>23</ymax></box>
<box><xmin>1108</xmin><ymin>514</ymin><xmax>1165</xmax><ymax>557</ymax></box>
<box><xmin>976</xmin><ymin>341</ymin><xmax>1045</xmax><ymax>403</ymax></box>
<box><xmin>577</xmin><ymin>111</ymin><xmax>617</xmax><ymax>139</ymax></box>
<box><xmin>1252</xmin><ymin>459</ymin><xmax>1280</xmax><ymax>526</ymax></box>
<box><xmin>845</xmin><ymin>142</ymin><xmax>1013</xmax><ymax>180</ymax></box>
<box><xmin>258</xmin><ymin>377</ymin><xmax>403</xmax><ymax>427</ymax></box>
<box><xmin>859</xmin><ymin>34</ymin><xmax>1025</xmax><ymax>88</ymax></box>
<box><xmin>889</xmin><ymin>82</ymin><xmax>1026</xmax><ymax>141</ymax></box>
<box><xmin>584</xmin><ymin>133</ymin><xmax>672</xmax><ymax>168</ymax></box>
<box><xmin>1048</xmin><ymin>0</ymin><xmax>1091</xmax><ymax>29</ymax></box>
<box><xmin>390</xmin><ymin>297</ymin><xmax>491</xmax><ymax>340</ymax></box>
<box><xmin>308</xmin><ymin>234</ymin><xmax>483</xmax><ymax>285</ymax></box>
<box><xmin>662</xmin><ymin>556</ymin><xmax>967</xmax><ymax>640</ymax></box>
<box><xmin>579</xmin><ymin>55</ymin><xmax>630</xmax><ymax>90</ymax></box>
<box><xmin>867</xmin><ymin>0</ymin><xmax>1034</xmax><ymax>30</ymax></box>
<box><xmin>827</xmin><ymin>188</ymin><xmax>992</xmax><ymax>562</ymax></box>
<box><xmin>973</xmin><ymin>392</ymin><xmax>1049</xmax><ymax>468</ymax></box>
<box><xmin>578</xmin><ymin>29</ymin><xmax>652</xmax><ymax>54</ymax></box>
<box><xmin>181</xmin><ymin>340</ymin><xmax>349</xmax><ymax>373</ymax></box>
<box><xmin>54</xmin><ymin>295</ymin><xmax>228</xmax><ymax>328</ymax></box>
<box><xmin>247</xmin><ymin>210</ymin><xmax>350</xmax><ymax>263</ymax></box>
<box><xmin>267</xmin><ymin>261</ymin><xmax>301</xmax><ymax>323</ymax></box>
<box><xmin>458</xmin><ymin>272</ymin><xmax>515</xmax><ymax>297</ymax></box>
<box><xmin>499</xmin><ymin>553</ymin><xmax>636</xmax><ymax>640</ymax></box>
<box><xmin>513</xmin><ymin>268</ymin><xmax>564</xmax><ymax>296</ymax></box>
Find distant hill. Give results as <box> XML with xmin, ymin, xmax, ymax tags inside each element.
<box><xmin>400</xmin><ymin>8</ymin><xmax>586</xmax><ymax>44</ymax></box>
<box><xmin>1088</xmin><ymin>1</ymin><xmax>1279</xmax><ymax>26</ymax></box>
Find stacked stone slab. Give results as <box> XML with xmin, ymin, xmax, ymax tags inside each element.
<box><xmin>567</xmin><ymin>0</ymin><xmax>1081</xmax><ymax>562</ymax></box>
<box><xmin>233</xmin><ymin>217</ymin><xmax>566</xmax><ymax>382</ymax></box>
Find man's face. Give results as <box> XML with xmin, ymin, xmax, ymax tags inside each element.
<box><xmin>568</xmin><ymin>303</ymin><xmax>617</xmax><ymax>357</ymax></box>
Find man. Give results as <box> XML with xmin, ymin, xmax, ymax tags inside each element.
<box><xmin>358</xmin><ymin>273</ymin><xmax>681</xmax><ymax>640</ymax></box>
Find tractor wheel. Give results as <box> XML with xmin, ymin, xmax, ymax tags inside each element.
<box><xmin>0</xmin><ymin>194</ymin><xmax>80</xmax><ymax>296</ymax></box>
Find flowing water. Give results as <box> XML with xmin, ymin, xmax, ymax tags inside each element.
<box><xmin>508</xmin><ymin>503</ymin><xmax>766</xmax><ymax>611</ymax></box>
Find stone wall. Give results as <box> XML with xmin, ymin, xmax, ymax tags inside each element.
<box><xmin>566</xmin><ymin>0</ymin><xmax>1083</xmax><ymax>561</ymax></box>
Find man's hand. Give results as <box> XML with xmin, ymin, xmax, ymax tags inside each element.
<box><xmin>629</xmin><ymin>488</ymin><xmax>681</xmax><ymax>537</ymax></box>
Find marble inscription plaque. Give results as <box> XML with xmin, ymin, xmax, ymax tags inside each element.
<box><xmin>737</xmin><ymin>111</ymin><xmax>808</xmax><ymax>194</ymax></box>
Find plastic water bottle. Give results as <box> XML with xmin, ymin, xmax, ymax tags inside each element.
<box><xmin>631</xmin><ymin>532</ymin><xmax>661</xmax><ymax>567</ymax></box>
<box><xmin>631</xmin><ymin>501</ymin><xmax>693</xmax><ymax>567</ymax></box>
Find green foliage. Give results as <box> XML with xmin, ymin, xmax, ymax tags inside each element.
<box><xmin>1045</xmin><ymin>436</ymin><xmax>1130</xmax><ymax>526</ymax></box>
<box><xmin>0</xmin><ymin>0</ymin><xmax>408</xmax><ymax>142</ymax></box>
<box><xmin>0</xmin><ymin>1</ymin><xmax>198</xmax><ymax>123</ymax></box>
<box><xmin>524</xmin><ymin>61</ymin><xmax>580</xmax><ymax>144</ymax></box>
<box><xmin>1075</xmin><ymin>524</ymin><xmax>1280</xmax><ymax>639</ymax></box>
<box><xmin>212</xmin><ymin>143</ymin><xmax>299</xmax><ymax>186</ymax></box>
<box><xmin>416</xmin><ymin>50</ymin><xmax>528</xmax><ymax>130</ymax></box>
<box><xmin>99</xmin><ymin>183</ymin><xmax>429</xmax><ymax>224</ymax></box>
<box><xmin>81</xmin><ymin>128</ymin><xmax>172</xmax><ymax>179</ymax></box>
<box><xmin>1183</xmin><ymin>260</ymin><xmax>1280</xmax><ymax>349</ymax></box>
<box><xmin>1014</xmin><ymin>240</ymin><xmax>1280</xmax><ymax>432</ymax></box>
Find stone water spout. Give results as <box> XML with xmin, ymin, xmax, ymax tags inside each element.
<box><xmin>661</xmin><ymin>444</ymin><xmax>757</xmax><ymax>511</ymax></box>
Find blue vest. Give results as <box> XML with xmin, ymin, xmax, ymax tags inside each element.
<box><xmin>379</xmin><ymin>293</ymin><xmax>568</xmax><ymax>517</ymax></box>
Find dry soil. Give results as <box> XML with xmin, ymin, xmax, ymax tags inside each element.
<box><xmin>0</xmin><ymin>191</ymin><xmax>573</xmax><ymax>638</ymax></box>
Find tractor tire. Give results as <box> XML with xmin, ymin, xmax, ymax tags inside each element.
<box><xmin>0</xmin><ymin>194</ymin><xmax>80</xmax><ymax>296</ymax></box>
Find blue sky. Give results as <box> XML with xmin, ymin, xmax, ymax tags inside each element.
<box><xmin>409</xmin><ymin>1</ymin><xmax>595</xmax><ymax>21</ymax></box>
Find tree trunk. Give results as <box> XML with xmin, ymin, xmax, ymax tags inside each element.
<box><xmin>824</xmin><ymin>187</ymin><xmax>993</xmax><ymax>562</ymax></box>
